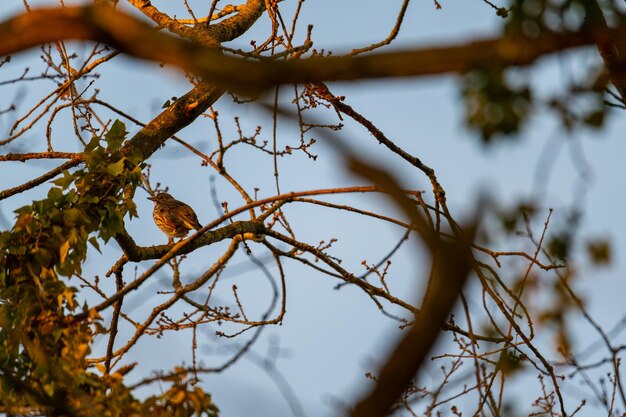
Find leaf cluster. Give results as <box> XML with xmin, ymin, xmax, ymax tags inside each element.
<box><xmin>462</xmin><ymin>69</ymin><xmax>532</xmax><ymax>143</ymax></box>
<box><xmin>0</xmin><ymin>120</ymin><xmax>218</xmax><ymax>415</ymax></box>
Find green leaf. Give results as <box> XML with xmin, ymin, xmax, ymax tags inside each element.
<box><xmin>104</xmin><ymin>119</ymin><xmax>128</xmax><ymax>151</ymax></box>
<box><xmin>13</xmin><ymin>204</ymin><xmax>33</xmax><ymax>214</ymax></box>
<box><xmin>51</xmin><ymin>170</ymin><xmax>75</xmax><ymax>189</ymax></box>
<box><xmin>547</xmin><ymin>234</ymin><xmax>570</xmax><ymax>261</ymax></box>
<box><xmin>82</xmin><ymin>194</ymin><xmax>100</xmax><ymax>204</ymax></box>
<box><xmin>47</xmin><ymin>187</ymin><xmax>63</xmax><ymax>202</ymax></box>
<box><xmin>496</xmin><ymin>349</ymin><xmax>523</xmax><ymax>375</ymax></box>
<box><xmin>104</xmin><ymin>158</ymin><xmax>126</xmax><ymax>177</ymax></box>
<box><xmin>85</xmin><ymin>136</ymin><xmax>100</xmax><ymax>153</ymax></box>
<box><xmin>88</xmin><ymin>236</ymin><xmax>101</xmax><ymax>253</ymax></box>
<box><xmin>125</xmin><ymin>198</ymin><xmax>138</xmax><ymax>219</ymax></box>
<box><xmin>63</xmin><ymin>208</ymin><xmax>83</xmax><ymax>226</ymax></box>
<box><xmin>100</xmin><ymin>210</ymin><xmax>124</xmax><ymax>242</ymax></box>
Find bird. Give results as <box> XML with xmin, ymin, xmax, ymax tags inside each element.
<box><xmin>148</xmin><ymin>192</ymin><xmax>202</xmax><ymax>243</ymax></box>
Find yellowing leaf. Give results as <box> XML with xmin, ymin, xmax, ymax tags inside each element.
<box><xmin>63</xmin><ymin>288</ymin><xmax>76</xmax><ymax>310</ymax></box>
<box><xmin>170</xmin><ymin>389</ymin><xmax>186</xmax><ymax>405</ymax></box>
<box><xmin>59</xmin><ymin>240</ymin><xmax>70</xmax><ymax>264</ymax></box>
<box><xmin>41</xmin><ymin>267</ymin><xmax>56</xmax><ymax>280</ymax></box>
<box><xmin>88</xmin><ymin>308</ymin><xmax>102</xmax><ymax>321</ymax></box>
<box><xmin>14</xmin><ymin>212</ymin><xmax>34</xmax><ymax>230</ymax></box>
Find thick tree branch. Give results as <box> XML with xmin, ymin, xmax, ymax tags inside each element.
<box><xmin>118</xmin><ymin>0</ymin><xmax>267</xmax><ymax>161</ymax></box>
<box><xmin>114</xmin><ymin>219</ymin><xmax>266</xmax><ymax>262</ymax></box>
<box><xmin>126</xmin><ymin>0</ymin><xmax>196</xmax><ymax>39</ymax></box>
<box><xmin>348</xmin><ymin>233</ymin><xmax>474</xmax><ymax>417</ymax></box>
<box><xmin>0</xmin><ymin>5</ymin><xmax>620</xmax><ymax>94</ymax></box>
<box><xmin>346</xmin><ymin>157</ymin><xmax>478</xmax><ymax>417</ymax></box>
<box><xmin>207</xmin><ymin>0</ymin><xmax>267</xmax><ymax>43</ymax></box>
<box><xmin>121</xmin><ymin>83</ymin><xmax>223</xmax><ymax>161</ymax></box>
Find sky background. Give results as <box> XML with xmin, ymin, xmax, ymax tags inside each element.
<box><xmin>1</xmin><ymin>1</ymin><xmax>625</xmax><ymax>416</ymax></box>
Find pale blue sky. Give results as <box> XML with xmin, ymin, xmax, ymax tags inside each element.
<box><xmin>1</xmin><ymin>1</ymin><xmax>625</xmax><ymax>416</ymax></box>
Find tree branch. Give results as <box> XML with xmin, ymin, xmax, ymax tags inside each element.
<box><xmin>346</xmin><ymin>156</ymin><xmax>478</xmax><ymax>417</ymax></box>
<box><xmin>0</xmin><ymin>157</ymin><xmax>83</xmax><ymax>201</ymax></box>
<box><xmin>0</xmin><ymin>5</ymin><xmax>617</xmax><ymax>94</ymax></box>
<box><xmin>585</xmin><ymin>0</ymin><xmax>626</xmax><ymax>102</ymax></box>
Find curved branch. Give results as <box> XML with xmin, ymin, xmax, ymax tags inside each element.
<box><xmin>346</xmin><ymin>152</ymin><xmax>479</xmax><ymax>417</ymax></box>
<box><xmin>0</xmin><ymin>5</ymin><xmax>615</xmax><ymax>94</ymax></box>
<box><xmin>207</xmin><ymin>0</ymin><xmax>267</xmax><ymax>43</ymax></box>
<box><xmin>0</xmin><ymin>157</ymin><xmax>83</xmax><ymax>201</ymax></box>
<box><xmin>89</xmin><ymin>238</ymin><xmax>242</xmax><ymax>362</ymax></box>
<box><xmin>112</xmin><ymin>186</ymin><xmax>420</xmax><ymax>267</ymax></box>
<box><xmin>349</xmin><ymin>0</ymin><xmax>412</xmax><ymax>56</ymax></box>
<box><xmin>121</xmin><ymin>83</ymin><xmax>223</xmax><ymax>161</ymax></box>
<box><xmin>114</xmin><ymin>219</ymin><xmax>266</xmax><ymax>262</ymax></box>
<box><xmin>126</xmin><ymin>0</ymin><xmax>196</xmax><ymax>39</ymax></box>
<box><xmin>0</xmin><ymin>152</ymin><xmax>83</xmax><ymax>161</ymax></box>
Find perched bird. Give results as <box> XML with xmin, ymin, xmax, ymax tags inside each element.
<box><xmin>148</xmin><ymin>192</ymin><xmax>202</xmax><ymax>243</ymax></box>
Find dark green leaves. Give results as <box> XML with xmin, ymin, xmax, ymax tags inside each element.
<box><xmin>0</xmin><ymin>117</ymin><xmax>145</xmax><ymax>414</ymax></box>
<box><xmin>52</xmin><ymin>170</ymin><xmax>75</xmax><ymax>189</ymax></box>
<box><xmin>586</xmin><ymin>238</ymin><xmax>611</xmax><ymax>266</ymax></box>
<box><xmin>496</xmin><ymin>349</ymin><xmax>524</xmax><ymax>375</ymax></box>
<box><xmin>497</xmin><ymin>201</ymin><xmax>536</xmax><ymax>235</ymax></box>
<box><xmin>462</xmin><ymin>69</ymin><xmax>532</xmax><ymax>144</ymax></box>
<box><xmin>104</xmin><ymin>158</ymin><xmax>126</xmax><ymax>176</ymax></box>
<box><xmin>105</xmin><ymin>119</ymin><xmax>128</xmax><ymax>151</ymax></box>
<box><xmin>85</xmin><ymin>135</ymin><xmax>100</xmax><ymax>153</ymax></box>
<box><xmin>547</xmin><ymin>233</ymin><xmax>571</xmax><ymax>261</ymax></box>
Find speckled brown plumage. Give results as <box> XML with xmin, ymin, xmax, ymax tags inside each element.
<box><xmin>148</xmin><ymin>192</ymin><xmax>202</xmax><ymax>242</ymax></box>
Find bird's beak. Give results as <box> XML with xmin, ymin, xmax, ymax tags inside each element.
<box><xmin>148</xmin><ymin>196</ymin><xmax>156</xmax><ymax>201</ymax></box>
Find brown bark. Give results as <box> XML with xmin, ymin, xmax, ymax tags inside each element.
<box><xmin>0</xmin><ymin>5</ymin><xmax>620</xmax><ymax>96</ymax></box>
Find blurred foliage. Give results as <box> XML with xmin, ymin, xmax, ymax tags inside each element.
<box><xmin>586</xmin><ymin>238</ymin><xmax>612</xmax><ymax>265</ymax></box>
<box><xmin>546</xmin><ymin>210</ymin><xmax>581</xmax><ymax>262</ymax></box>
<box><xmin>144</xmin><ymin>370</ymin><xmax>219</xmax><ymax>417</ymax></box>
<box><xmin>496</xmin><ymin>349</ymin><xmax>524</xmax><ymax>376</ymax></box>
<box><xmin>462</xmin><ymin>69</ymin><xmax>533</xmax><ymax>143</ymax></box>
<box><xmin>505</xmin><ymin>0</ymin><xmax>625</xmax><ymax>35</ymax></box>
<box><xmin>0</xmin><ymin>121</ymin><xmax>219</xmax><ymax>416</ymax></box>
<box><xmin>546</xmin><ymin>233</ymin><xmax>571</xmax><ymax>261</ymax></box>
<box><xmin>547</xmin><ymin>69</ymin><xmax>610</xmax><ymax>132</ymax></box>
<box><xmin>538</xmin><ymin>270</ymin><xmax>579</xmax><ymax>357</ymax></box>
<box><xmin>497</xmin><ymin>201</ymin><xmax>537</xmax><ymax>235</ymax></box>
<box><xmin>462</xmin><ymin>0</ymin><xmax>623</xmax><ymax>144</ymax></box>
